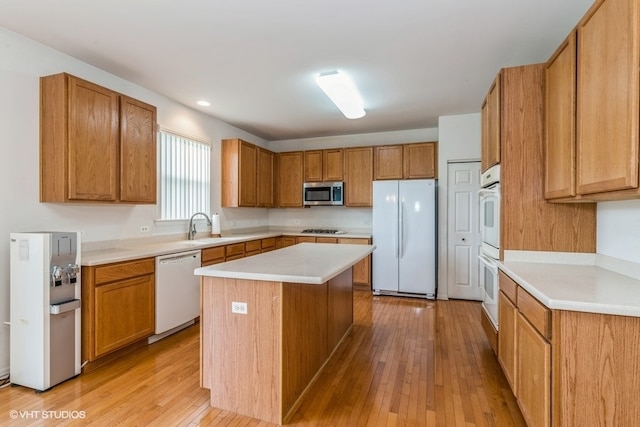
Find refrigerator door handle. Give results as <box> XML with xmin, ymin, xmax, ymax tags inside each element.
<box><xmin>398</xmin><ymin>200</ymin><xmax>404</xmax><ymax>258</ymax></box>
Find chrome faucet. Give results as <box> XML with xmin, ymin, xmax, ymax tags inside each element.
<box><xmin>188</xmin><ymin>212</ymin><xmax>212</xmax><ymax>240</ymax></box>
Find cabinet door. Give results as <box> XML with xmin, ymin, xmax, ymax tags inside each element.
<box><xmin>304</xmin><ymin>150</ymin><xmax>323</xmax><ymax>182</ymax></box>
<box><xmin>498</xmin><ymin>291</ymin><xmax>517</xmax><ymax>392</ymax></box>
<box><xmin>577</xmin><ymin>0</ymin><xmax>639</xmax><ymax>195</ymax></box>
<box><xmin>344</xmin><ymin>147</ymin><xmax>373</xmax><ymax>207</ymax></box>
<box><xmin>222</xmin><ymin>138</ymin><xmax>258</xmax><ymax>207</ymax></box>
<box><xmin>323</xmin><ymin>149</ymin><xmax>344</xmax><ymax>181</ymax></box>
<box><xmin>257</xmin><ymin>147</ymin><xmax>275</xmax><ymax>207</ymax></box>
<box><xmin>374</xmin><ymin>145</ymin><xmax>403</xmax><ymax>180</ymax></box>
<box><xmin>517</xmin><ymin>312</ymin><xmax>551</xmax><ymax>427</ymax></box>
<box><xmin>277</xmin><ymin>151</ymin><xmax>304</xmax><ymax>207</ymax></box>
<box><xmin>239</xmin><ymin>141</ymin><xmax>258</xmax><ymax>206</ymax></box>
<box><xmin>545</xmin><ymin>32</ymin><xmax>577</xmax><ymax>199</ymax></box>
<box><xmin>94</xmin><ymin>275</ymin><xmax>155</xmax><ymax>357</ymax></box>
<box><xmin>67</xmin><ymin>75</ymin><xmax>120</xmax><ymax>201</ymax></box>
<box><xmin>481</xmin><ymin>74</ymin><xmax>501</xmax><ymax>172</ymax></box>
<box><xmin>119</xmin><ymin>96</ymin><xmax>157</xmax><ymax>203</ymax></box>
<box><xmin>403</xmin><ymin>142</ymin><xmax>437</xmax><ymax>179</ymax></box>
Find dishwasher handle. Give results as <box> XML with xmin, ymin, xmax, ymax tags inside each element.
<box><xmin>157</xmin><ymin>250</ymin><xmax>201</xmax><ymax>265</ymax></box>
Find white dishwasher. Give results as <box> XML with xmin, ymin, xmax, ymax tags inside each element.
<box><xmin>150</xmin><ymin>250</ymin><xmax>202</xmax><ymax>343</ymax></box>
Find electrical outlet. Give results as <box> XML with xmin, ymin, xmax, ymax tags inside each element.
<box><xmin>231</xmin><ymin>301</ymin><xmax>248</xmax><ymax>315</ymax></box>
<box><xmin>140</xmin><ymin>226</ymin><xmax>150</xmax><ymax>233</ymax></box>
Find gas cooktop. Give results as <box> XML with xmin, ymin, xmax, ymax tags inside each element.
<box><xmin>301</xmin><ymin>228</ymin><xmax>346</xmax><ymax>234</ymax></box>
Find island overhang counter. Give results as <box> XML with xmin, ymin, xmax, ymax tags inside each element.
<box><xmin>194</xmin><ymin>243</ymin><xmax>375</xmax><ymax>424</ymax></box>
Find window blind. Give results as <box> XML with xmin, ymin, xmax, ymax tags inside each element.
<box><xmin>159</xmin><ymin>130</ymin><xmax>211</xmax><ymax>220</ymax></box>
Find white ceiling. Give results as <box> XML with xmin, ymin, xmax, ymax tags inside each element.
<box><xmin>0</xmin><ymin>0</ymin><xmax>593</xmax><ymax>141</ymax></box>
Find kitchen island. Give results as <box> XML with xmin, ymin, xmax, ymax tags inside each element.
<box><xmin>194</xmin><ymin>243</ymin><xmax>375</xmax><ymax>424</ymax></box>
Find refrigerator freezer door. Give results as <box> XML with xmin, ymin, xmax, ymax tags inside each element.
<box><xmin>372</xmin><ymin>180</ymin><xmax>400</xmax><ymax>292</ymax></box>
<box><xmin>398</xmin><ymin>180</ymin><xmax>436</xmax><ymax>295</ymax></box>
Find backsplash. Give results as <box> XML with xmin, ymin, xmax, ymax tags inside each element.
<box><xmin>597</xmin><ymin>199</ymin><xmax>640</xmax><ymax>264</ymax></box>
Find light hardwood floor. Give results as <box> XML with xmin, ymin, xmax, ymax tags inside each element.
<box><xmin>0</xmin><ymin>290</ymin><xmax>525</xmax><ymax>426</ymax></box>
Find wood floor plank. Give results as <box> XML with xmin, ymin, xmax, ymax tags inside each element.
<box><xmin>0</xmin><ymin>291</ymin><xmax>525</xmax><ymax>426</ymax></box>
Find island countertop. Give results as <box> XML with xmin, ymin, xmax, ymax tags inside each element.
<box><xmin>194</xmin><ymin>242</ymin><xmax>375</xmax><ymax>284</ymax></box>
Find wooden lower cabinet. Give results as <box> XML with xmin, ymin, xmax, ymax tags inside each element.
<box><xmin>498</xmin><ymin>271</ymin><xmax>551</xmax><ymax>427</ymax></box>
<box><xmin>497</xmin><ymin>269</ymin><xmax>640</xmax><ymax>426</ymax></box>
<box><xmin>82</xmin><ymin>258</ymin><xmax>155</xmax><ymax>362</ymax></box>
<box><xmin>339</xmin><ymin>238</ymin><xmax>371</xmax><ymax>287</ymax></box>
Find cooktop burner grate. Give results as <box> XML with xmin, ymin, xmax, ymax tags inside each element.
<box><xmin>301</xmin><ymin>228</ymin><xmax>343</xmax><ymax>234</ymax></box>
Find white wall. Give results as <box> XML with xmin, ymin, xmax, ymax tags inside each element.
<box><xmin>436</xmin><ymin>113</ymin><xmax>482</xmax><ymax>299</ymax></box>
<box><xmin>0</xmin><ymin>27</ymin><xmax>269</xmax><ymax>376</ymax></box>
<box><xmin>597</xmin><ymin>200</ymin><xmax>640</xmax><ymax>264</ymax></box>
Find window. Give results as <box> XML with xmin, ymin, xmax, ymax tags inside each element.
<box><xmin>159</xmin><ymin>130</ymin><xmax>211</xmax><ymax>220</ymax></box>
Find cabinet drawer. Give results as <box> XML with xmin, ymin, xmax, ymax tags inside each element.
<box><xmin>339</xmin><ymin>238</ymin><xmax>370</xmax><ymax>245</ymax></box>
<box><xmin>261</xmin><ymin>237</ymin><xmax>276</xmax><ymax>251</ymax></box>
<box><xmin>202</xmin><ymin>246</ymin><xmax>225</xmax><ymax>265</ymax></box>
<box><xmin>94</xmin><ymin>258</ymin><xmax>155</xmax><ymax>285</ymax></box>
<box><xmin>280</xmin><ymin>236</ymin><xmax>297</xmax><ymax>248</ymax></box>
<box><xmin>316</xmin><ymin>237</ymin><xmax>338</xmax><ymax>244</ymax></box>
<box><xmin>245</xmin><ymin>240</ymin><xmax>261</xmax><ymax>254</ymax></box>
<box><xmin>296</xmin><ymin>236</ymin><xmax>317</xmax><ymax>244</ymax></box>
<box><xmin>517</xmin><ymin>287</ymin><xmax>551</xmax><ymax>340</ymax></box>
<box><xmin>499</xmin><ymin>270</ymin><xmax>517</xmax><ymax>304</ymax></box>
<box><xmin>225</xmin><ymin>243</ymin><xmax>245</xmax><ymax>258</ymax></box>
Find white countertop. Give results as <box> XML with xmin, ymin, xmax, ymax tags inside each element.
<box><xmin>195</xmin><ymin>242</ymin><xmax>375</xmax><ymax>284</ymax></box>
<box><xmin>81</xmin><ymin>230</ymin><xmax>372</xmax><ymax>266</ymax></box>
<box><xmin>499</xmin><ymin>252</ymin><xmax>640</xmax><ymax>317</ymax></box>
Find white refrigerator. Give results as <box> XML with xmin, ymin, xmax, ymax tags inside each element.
<box><xmin>372</xmin><ymin>179</ymin><xmax>437</xmax><ymax>298</ymax></box>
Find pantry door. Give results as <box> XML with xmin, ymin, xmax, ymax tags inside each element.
<box><xmin>447</xmin><ymin>161</ymin><xmax>483</xmax><ymax>300</ymax></box>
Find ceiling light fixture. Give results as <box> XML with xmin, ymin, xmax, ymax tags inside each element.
<box><xmin>316</xmin><ymin>71</ymin><xmax>366</xmax><ymax>119</ymax></box>
<box><xmin>197</xmin><ymin>100</ymin><xmax>211</xmax><ymax>107</ymax></box>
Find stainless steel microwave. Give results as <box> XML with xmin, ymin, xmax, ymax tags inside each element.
<box><xmin>303</xmin><ymin>182</ymin><xmax>344</xmax><ymax>206</ymax></box>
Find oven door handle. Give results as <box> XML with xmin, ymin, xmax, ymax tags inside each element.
<box><xmin>479</xmin><ymin>253</ymin><xmax>498</xmax><ymax>272</ymax></box>
<box><xmin>479</xmin><ymin>188</ymin><xmax>497</xmax><ymax>199</ymax></box>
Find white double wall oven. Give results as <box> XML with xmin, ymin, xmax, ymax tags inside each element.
<box><xmin>479</xmin><ymin>164</ymin><xmax>500</xmax><ymax>329</ymax></box>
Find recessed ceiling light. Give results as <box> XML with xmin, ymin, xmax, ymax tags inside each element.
<box><xmin>197</xmin><ymin>100</ymin><xmax>211</xmax><ymax>107</ymax></box>
<box><xmin>316</xmin><ymin>71</ymin><xmax>365</xmax><ymax>119</ymax></box>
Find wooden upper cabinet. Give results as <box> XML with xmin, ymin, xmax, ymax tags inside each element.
<box><xmin>305</xmin><ymin>149</ymin><xmax>344</xmax><ymax>182</ymax></box>
<box><xmin>221</xmin><ymin>138</ymin><xmax>257</xmax><ymax>207</ymax></box>
<box><xmin>576</xmin><ymin>0</ymin><xmax>640</xmax><ymax>198</ymax></box>
<box><xmin>41</xmin><ymin>73</ymin><xmax>156</xmax><ymax>203</ymax></box>
<box><xmin>374</xmin><ymin>142</ymin><xmax>437</xmax><ymax>180</ymax></box>
<box><xmin>277</xmin><ymin>151</ymin><xmax>304</xmax><ymax>207</ymax></box>
<box><xmin>344</xmin><ymin>147</ymin><xmax>373</xmax><ymax>207</ymax></box>
<box><xmin>304</xmin><ymin>150</ymin><xmax>323</xmax><ymax>182</ymax></box>
<box><xmin>403</xmin><ymin>142</ymin><xmax>437</xmax><ymax>179</ymax></box>
<box><xmin>257</xmin><ymin>147</ymin><xmax>275</xmax><ymax>207</ymax></box>
<box><xmin>481</xmin><ymin>73</ymin><xmax>501</xmax><ymax>172</ymax></box>
<box><xmin>119</xmin><ymin>96</ymin><xmax>157</xmax><ymax>203</ymax></box>
<box><xmin>545</xmin><ymin>31</ymin><xmax>577</xmax><ymax>200</ymax></box>
<box><xmin>323</xmin><ymin>148</ymin><xmax>344</xmax><ymax>181</ymax></box>
<box><xmin>374</xmin><ymin>146</ymin><xmax>403</xmax><ymax>180</ymax></box>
